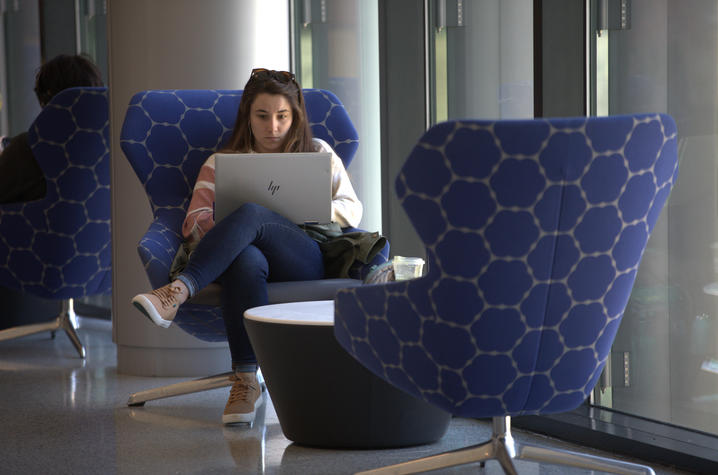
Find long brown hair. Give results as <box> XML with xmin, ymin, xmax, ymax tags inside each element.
<box><xmin>224</xmin><ymin>69</ymin><xmax>314</xmax><ymax>153</ymax></box>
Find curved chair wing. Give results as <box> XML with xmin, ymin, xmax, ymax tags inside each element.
<box><xmin>335</xmin><ymin>113</ymin><xmax>679</xmax><ymax>418</ymax></box>
<box><xmin>335</xmin><ymin>114</ymin><xmax>677</xmax><ymax>474</ymax></box>
<box><xmin>0</xmin><ymin>87</ymin><xmax>111</xmax><ymax>299</ymax></box>
<box><xmin>0</xmin><ymin>87</ymin><xmax>111</xmax><ymax>358</ymax></box>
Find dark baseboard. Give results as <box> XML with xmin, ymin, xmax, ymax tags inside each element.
<box><xmin>513</xmin><ymin>405</ymin><xmax>718</xmax><ymax>473</ymax></box>
<box><xmin>0</xmin><ymin>286</ymin><xmax>111</xmax><ymax>330</ymax></box>
<box><xmin>0</xmin><ymin>286</ymin><xmax>61</xmax><ymax>330</ymax></box>
<box><xmin>75</xmin><ymin>301</ymin><xmax>111</xmax><ymax>320</ymax></box>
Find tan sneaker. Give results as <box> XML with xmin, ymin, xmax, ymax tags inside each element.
<box><xmin>131</xmin><ymin>282</ymin><xmax>187</xmax><ymax>328</ymax></box>
<box><xmin>222</xmin><ymin>372</ymin><xmax>263</xmax><ymax>424</ymax></box>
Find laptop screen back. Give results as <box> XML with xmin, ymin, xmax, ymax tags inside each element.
<box><xmin>213</xmin><ymin>152</ymin><xmax>333</xmax><ymax>225</ymax></box>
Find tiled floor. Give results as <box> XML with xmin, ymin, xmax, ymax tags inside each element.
<box><xmin>0</xmin><ymin>316</ymin><xmax>692</xmax><ymax>474</ymax></box>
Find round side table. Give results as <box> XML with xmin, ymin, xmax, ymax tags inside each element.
<box><xmin>244</xmin><ymin>300</ymin><xmax>451</xmax><ymax>449</ymax></box>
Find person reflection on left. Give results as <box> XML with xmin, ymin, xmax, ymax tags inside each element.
<box><xmin>0</xmin><ymin>54</ymin><xmax>103</xmax><ymax>204</ymax></box>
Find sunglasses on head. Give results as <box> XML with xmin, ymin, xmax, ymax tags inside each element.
<box><xmin>250</xmin><ymin>68</ymin><xmax>296</xmax><ymax>83</ymax></box>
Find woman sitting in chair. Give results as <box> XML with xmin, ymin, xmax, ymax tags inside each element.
<box><xmin>131</xmin><ymin>68</ymin><xmax>362</xmax><ymax>425</ymax></box>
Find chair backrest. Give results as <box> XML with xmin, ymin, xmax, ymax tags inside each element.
<box><xmin>335</xmin><ymin>113</ymin><xmax>679</xmax><ymax>417</ymax></box>
<box><xmin>121</xmin><ymin>88</ymin><xmax>358</xmax><ymax>229</ymax></box>
<box><xmin>0</xmin><ymin>87</ymin><xmax>111</xmax><ymax>299</ymax></box>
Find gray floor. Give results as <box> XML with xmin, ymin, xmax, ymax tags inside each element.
<box><xmin>0</xmin><ymin>316</ymin><xmax>693</xmax><ymax>475</ymax></box>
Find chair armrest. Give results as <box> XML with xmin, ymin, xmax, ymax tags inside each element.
<box><xmin>334</xmin><ymin>280</ymin><xmax>411</xmax><ymax>374</ymax></box>
<box><xmin>138</xmin><ymin>217</ymin><xmax>183</xmax><ymax>289</ymax></box>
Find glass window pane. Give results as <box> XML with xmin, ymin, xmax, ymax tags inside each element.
<box><xmin>592</xmin><ymin>0</ymin><xmax>718</xmax><ymax>437</ymax></box>
<box><xmin>78</xmin><ymin>0</ymin><xmax>108</xmax><ymax>83</ymax></box>
<box><xmin>429</xmin><ymin>0</ymin><xmax>533</xmax><ymax>123</ymax></box>
<box><xmin>292</xmin><ymin>0</ymin><xmax>382</xmax><ymax>233</ymax></box>
<box><xmin>3</xmin><ymin>0</ymin><xmax>41</xmax><ymax>136</ymax></box>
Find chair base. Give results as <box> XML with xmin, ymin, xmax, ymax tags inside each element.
<box><xmin>127</xmin><ymin>371</ymin><xmax>236</xmax><ymax>406</ymax></box>
<box><xmin>0</xmin><ymin>298</ymin><xmax>85</xmax><ymax>358</ymax></box>
<box><xmin>356</xmin><ymin>416</ymin><xmax>656</xmax><ymax>475</ymax></box>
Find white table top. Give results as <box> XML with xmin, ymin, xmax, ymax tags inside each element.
<box><xmin>244</xmin><ymin>300</ymin><xmax>334</xmax><ymax>326</ymax></box>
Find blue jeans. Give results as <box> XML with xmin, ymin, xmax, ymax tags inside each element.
<box><xmin>176</xmin><ymin>203</ymin><xmax>324</xmax><ymax>368</ymax></box>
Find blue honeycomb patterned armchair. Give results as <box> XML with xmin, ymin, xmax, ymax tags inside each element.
<box><xmin>335</xmin><ymin>114</ymin><xmax>678</xmax><ymax>474</ymax></box>
<box><xmin>0</xmin><ymin>87</ymin><xmax>111</xmax><ymax>358</ymax></box>
<box><xmin>121</xmin><ymin>88</ymin><xmax>389</xmax><ymax>405</ymax></box>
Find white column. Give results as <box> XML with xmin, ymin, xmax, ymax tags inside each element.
<box><xmin>356</xmin><ymin>1</ymin><xmax>382</xmax><ymax>234</ymax></box>
<box><xmin>108</xmin><ymin>0</ymin><xmax>289</xmax><ymax>376</ymax></box>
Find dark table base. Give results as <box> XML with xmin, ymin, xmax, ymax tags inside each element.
<box><xmin>245</xmin><ymin>318</ymin><xmax>451</xmax><ymax>449</ymax></box>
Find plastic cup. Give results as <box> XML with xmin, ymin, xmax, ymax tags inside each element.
<box><xmin>392</xmin><ymin>256</ymin><xmax>425</xmax><ymax>281</ymax></box>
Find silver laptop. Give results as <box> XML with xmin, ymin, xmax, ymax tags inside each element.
<box><xmin>214</xmin><ymin>152</ymin><xmax>333</xmax><ymax>224</ymax></box>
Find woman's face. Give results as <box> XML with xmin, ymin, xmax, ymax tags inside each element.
<box><xmin>249</xmin><ymin>93</ymin><xmax>294</xmax><ymax>153</ymax></box>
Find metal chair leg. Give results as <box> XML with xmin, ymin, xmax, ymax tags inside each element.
<box><xmin>0</xmin><ymin>298</ymin><xmax>85</xmax><ymax>358</ymax></box>
<box><xmin>356</xmin><ymin>416</ymin><xmax>655</xmax><ymax>475</ymax></box>
<box><xmin>59</xmin><ymin>299</ymin><xmax>85</xmax><ymax>358</ymax></box>
<box><xmin>356</xmin><ymin>418</ymin><xmax>518</xmax><ymax>475</ymax></box>
<box><xmin>517</xmin><ymin>443</ymin><xmax>655</xmax><ymax>475</ymax></box>
<box><xmin>355</xmin><ymin>438</ymin><xmax>503</xmax><ymax>475</ymax></box>
<box><xmin>127</xmin><ymin>371</ymin><xmax>235</xmax><ymax>406</ymax></box>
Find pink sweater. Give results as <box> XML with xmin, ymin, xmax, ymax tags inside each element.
<box><xmin>181</xmin><ymin>138</ymin><xmax>363</xmax><ymax>249</ymax></box>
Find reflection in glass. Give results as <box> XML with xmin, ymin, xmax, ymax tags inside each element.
<box><xmin>3</xmin><ymin>0</ymin><xmax>41</xmax><ymax>136</ymax></box>
<box><xmin>77</xmin><ymin>0</ymin><xmax>108</xmax><ymax>83</ymax></box>
<box><xmin>0</xmin><ymin>0</ymin><xmax>108</xmax><ymax>136</ymax></box>
<box><xmin>292</xmin><ymin>0</ymin><xmax>382</xmax><ymax>233</ymax></box>
<box><xmin>428</xmin><ymin>0</ymin><xmax>533</xmax><ymax>124</ymax></box>
<box><xmin>595</xmin><ymin>30</ymin><xmax>608</xmax><ymax>116</ymax></box>
<box><xmin>590</xmin><ymin>0</ymin><xmax>718</xmax><ymax>437</ymax></box>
